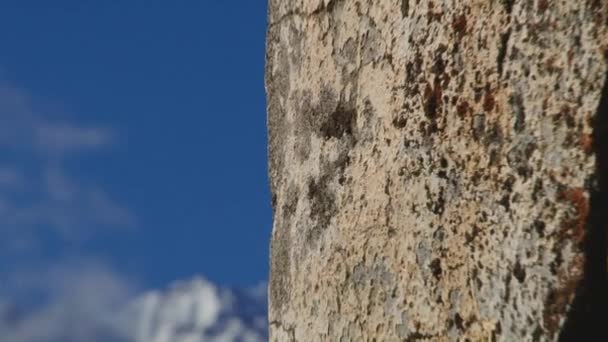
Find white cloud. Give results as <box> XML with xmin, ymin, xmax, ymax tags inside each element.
<box><xmin>0</xmin><ymin>263</ymin><xmax>267</xmax><ymax>342</ymax></box>
<box><xmin>119</xmin><ymin>277</ymin><xmax>268</xmax><ymax>342</ymax></box>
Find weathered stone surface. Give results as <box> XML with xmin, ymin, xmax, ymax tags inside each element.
<box><xmin>266</xmin><ymin>0</ymin><xmax>608</xmax><ymax>340</ymax></box>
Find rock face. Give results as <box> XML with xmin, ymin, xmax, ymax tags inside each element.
<box><xmin>266</xmin><ymin>0</ymin><xmax>607</xmax><ymax>340</ymax></box>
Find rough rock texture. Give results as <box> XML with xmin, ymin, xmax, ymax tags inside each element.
<box><xmin>266</xmin><ymin>0</ymin><xmax>608</xmax><ymax>340</ymax></box>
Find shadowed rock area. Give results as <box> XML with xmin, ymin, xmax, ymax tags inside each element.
<box><xmin>266</xmin><ymin>0</ymin><xmax>608</xmax><ymax>340</ymax></box>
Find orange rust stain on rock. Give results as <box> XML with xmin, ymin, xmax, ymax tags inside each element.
<box><xmin>483</xmin><ymin>88</ymin><xmax>495</xmax><ymax>112</ymax></box>
<box><xmin>457</xmin><ymin>101</ymin><xmax>470</xmax><ymax>118</ymax></box>
<box><xmin>580</xmin><ymin>134</ymin><xmax>594</xmax><ymax>154</ymax></box>
<box><xmin>452</xmin><ymin>14</ymin><xmax>467</xmax><ymax>39</ymax></box>
<box><xmin>537</xmin><ymin>0</ymin><xmax>549</xmax><ymax>14</ymax></box>
<box><xmin>558</xmin><ymin>188</ymin><xmax>589</xmax><ymax>245</ymax></box>
<box><xmin>543</xmin><ymin>254</ymin><xmax>585</xmax><ymax>338</ymax></box>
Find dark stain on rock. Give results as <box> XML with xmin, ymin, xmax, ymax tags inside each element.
<box><xmin>487</xmin><ymin>124</ymin><xmax>505</xmax><ymax>167</ymax></box>
<box><xmin>393</xmin><ymin>116</ymin><xmax>408</xmax><ymax>129</ymax></box>
<box><xmin>432</xmin><ymin>55</ymin><xmax>445</xmax><ymax>76</ymax></box>
<box><xmin>497</xmin><ymin>30</ymin><xmax>511</xmax><ymax>76</ymax></box>
<box><xmin>561</xmin><ymin>105</ymin><xmax>576</xmax><ymax>128</ymax></box>
<box><xmin>532</xmin><ymin>326</ymin><xmax>544</xmax><ymax>342</ymax></box>
<box><xmin>452</xmin><ymin>14</ymin><xmax>467</xmax><ymax>39</ymax></box>
<box><xmin>504</xmin><ymin>272</ymin><xmax>512</xmax><ymax>302</ymax></box>
<box><xmin>485</xmin><ymin>122</ymin><xmax>504</xmax><ymax>146</ymax></box>
<box><xmin>507</xmin><ymin>136</ymin><xmax>536</xmax><ymax>178</ymax></box>
<box><xmin>331</xmin><ymin>149</ymin><xmax>352</xmax><ymax>187</ymax></box>
<box><xmin>499</xmin><ymin>194</ymin><xmax>511</xmax><ymax>211</ymax></box>
<box><xmin>424</xmin><ymin>81</ymin><xmax>443</xmax><ymax>119</ymax></box>
<box><xmin>406</xmin><ymin>331</ymin><xmax>437</xmax><ymax>341</ymax></box>
<box><xmin>585</xmin><ymin>0</ymin><xmax>604</xmax><ymax>27</ymax></box>
<box><xmin>503</xmin><ymin>175</ymin><xmax>515</xmax><ymax>192</ymax></box>
<box><xmin>483</xmin><ymin>88</ymin><xmax>496</xmax><ymax>112</ymax></box>
<box><xmin>320</xmin><ymin>103</ymin><xmax>357</xmax><ymax>140</ymax></box>
<box><xmin>457</xmin><ymin>101</ymin><xmax>469</xmax><ymax>118</ymax></box>
<box><xmin>532</xmin><ymin>179</ymin><xmax>544</xmax><ymax>201</ymax></box>
<box><xmin>307</xmin><ymin>86</ymin><xmax>337</xmax><ymax>130</ymax></box>
<box><xmin>414</xmin><ymin>51</ymin><xmax>424</xmax><ymax>77</ymax></box>
<box><xmin>537</xmin><ymin>0</ymin><xmax>549</xmax><ymax>14</ymax></box>
<box><xmin>491</xmin><ymin>322</ymin><xmax>502</xmax><ymax>342</ymax></box>
<box><xmin>558</xmin><ymin>74</ymin><xmax>608</xmax><ymax>341</ymax></box>
<box><xmin>430</xmin><ymin>258</ymin><xmax>442</xmax><ymax>280</ymax></box>
<box><xmin>465</xmin><ymin>225</ymin><xmax>481</xmax><ymax>245</ymax></box>
<box><xmin>401</xmin><ymin>0</ymin><xmax>409</xmax><ymax>18</ymax></box>
<box><xmin>271</xmin><ymin>193</ymin><xmax>277</xmax><ymax>209</ymax></box>
<box><xmin>510</xmin><ymin>92</ymin><xmax>526</xmax><ymax>132</ymax></box>
<box><xmin>473</xmin><ymin>86</ymin><xmax>484</xmax><ymax>103</ymax></box>
<box><xmin>306</xmin><ymin>176</ymin><xmax>336</xmax><ymax>247</ymax></box>
<box><xmin>513</xmin><ymin>260</ymin><xmax>526</xmax><ymax>283</ymax></box>
<box><xmin>534</xmin><ymin>219</ymin><xmax>546</xmax><ymax>237</ymax></box>
<box><xmin>405</xmin><ymin>61</ymin><xmax>415</xmax><ymax>83</ymax></box>
<box><xmin>454</xmin><ymin>313</ymin><xmax>465</xmax><ymax>331</ymax></box>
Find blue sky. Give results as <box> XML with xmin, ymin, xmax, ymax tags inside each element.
<box><xmin>0</xmin><ymin>0</ymin><xmax>271</xmax><ymax>295</ymax></box>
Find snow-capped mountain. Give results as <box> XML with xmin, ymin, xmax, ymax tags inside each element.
<box><xmin>0</xmin><ymin>276</ymin><xmax>268</xmax><ymax>342</ymax></box>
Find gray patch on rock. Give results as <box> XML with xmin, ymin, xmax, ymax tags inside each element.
<box><xmin>306</xmin><ymin>175</ymin><xmax>336</xmax><ymax>248</ymax></box>
<box><xmin>361</xmin><ymin>18</ymin><xmax>383</xmax><ymax>65</ymax></box>
<box><xmin>270</xmin><ymin>205</ymin><xmax>293</xmax><ymax>313</ymax></box>
<box><xmin>472</xmin><ymin>113</ymin><xmax>486</xmax><ymax>140</ymax></box>
<box><xmin>507</xmin><ymin>134</ymin><xmax>537</xmax><ymax>178</ymax></box>
<box><xmin>396</xmin><ymin>311</ymin><xmax>410</xmax><ymax>338</ymax></box>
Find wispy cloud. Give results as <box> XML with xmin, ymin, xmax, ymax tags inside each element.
<box><xmin>0</xmin><ymin>79</ymin><xmax>141</xmax><ymax>341</ymax></box>
<box><xmin>0</xmin><ymin>82</ymin><xmax>114</xmax><ymax>157</ymax></box>
<box><xmin>0</xmin><ymin>80</ymin><xmax>133</xmax><ymax>251</ymax></box>
<box><xmin>0</xmin><ymin>260</ymin><xmax>137</xmax><ymax>342</ymax></box>
<box><xmin>34</xmin><ymin>121</ymin><xmax>113</xmax><ymax>156</ymax></box>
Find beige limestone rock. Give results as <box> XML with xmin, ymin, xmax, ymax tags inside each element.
<box><xmin>266</xmin><ymin>0</ymin><xmax>608</xmax><ymax>340</ymax></box>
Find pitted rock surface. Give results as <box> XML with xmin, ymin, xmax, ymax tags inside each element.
<box><xmin>266</xmin><ymin>0</ymin><xmax>608</xmax><ymax>340</ymax></box>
